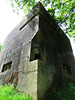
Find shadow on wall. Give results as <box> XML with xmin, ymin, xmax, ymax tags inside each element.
<box><xmin>37</xmin><ymin>65</ymin><xmax>75</xmax><ymax>100</ymax></box>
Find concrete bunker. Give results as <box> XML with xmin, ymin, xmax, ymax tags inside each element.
<box><xmin>0</xmin><ymin>2</ymin><xmax>75</xmax><ymax>100</ymax></box>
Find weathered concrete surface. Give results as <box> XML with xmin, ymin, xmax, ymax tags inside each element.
<box><xmin>0</xmin><ymin>2</ymin><xmax>75</xmax><ymax>100</ymax></box>
<box><xmin>18</xmin><ymin>60</ymin><xmax>38</xmax><ymax>99</ymax></box>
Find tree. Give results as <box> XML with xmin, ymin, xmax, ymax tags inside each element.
<box><xmin>10</xmin><ymin>0</ymin><xmax>75</xmax><ymax>39</ymax></box>
<box><xmin>0</xmin><ymin>44</ymin><xmax>2</xmax><ymax>51</ymax></box>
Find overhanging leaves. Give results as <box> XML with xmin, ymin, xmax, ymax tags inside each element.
<box><xmin>9</xmin><ymin>0</ymin><xmax>75</xmax><ymax>39</ymax></box>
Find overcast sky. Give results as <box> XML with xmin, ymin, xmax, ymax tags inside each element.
<box><xmin>0</xmin><ymin>0</ymin><xmax>75</xmax><ymax>56</ymax></box>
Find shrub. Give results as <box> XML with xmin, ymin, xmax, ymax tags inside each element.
<box><xmin>0</xmin><ymin>83</ymin><xmax>75</xmax><ymax>100</ymax></box>
<box><xmin>0</xmin><ymin>84</ymin><xmax>34</xmax><ymax>100</ymax></box>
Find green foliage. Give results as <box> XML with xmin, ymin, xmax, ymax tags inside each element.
<box><xmin>0</xmin><ymin>84</ymin><xmax>34</xmax><ymax>100</ymax></box>
<box><xmin>0</xmin><ymin>45</ymin><xmax>2</xmax><ymax>51</ymax></box>
<box><xmin>10</xmin><ymin>0</ymin><xmax>75</xmax><ymax>38</ymax></box>
<box><xmin>0</xmin><ymin>83</ymin><xmax>75</xmax><ymax>100</ymax></box>
<box><xmin>49</xmin><ymin>83</ymin><xmax>75</xmax><ymax>100</ymax></box>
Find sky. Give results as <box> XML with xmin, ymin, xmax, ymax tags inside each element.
<box><xmin>0</xmin><ymin>0</ymin><xmax>23</xmax><ymax>44</ymax></box>
<box><xmin>0</xmin><ymin>0</ymin><xmax>75</xmax><ymax>56</ymax></box>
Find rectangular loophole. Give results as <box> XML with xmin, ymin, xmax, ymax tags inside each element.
<box><xmin>1</xmin><ymin>61</ymin><xmax>12</xmax><ymax>72</ymax></box>
<box><xmin>34</xmin><ymin>54</ymin><xmax>41</xmax><ymax>60</ymax></box>
<box><xmin>62</xmin><ymin>63</ymin><xmax>72</xmax><ymax>74</ymax></box>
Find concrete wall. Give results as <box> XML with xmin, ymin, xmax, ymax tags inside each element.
<box><xmin>18</xmin><ymin>60</ymin><xmax>38</xmax><ymax>99</ymax></box>
<box><xmin>0</xmin><ymin>10</ymin><xmax>39</xmax><ymax>83</ymax></box>
<box><xmin>0</xmin><ymin>2</ymin><xmax>75</xmax><ymax>100</ymax></box>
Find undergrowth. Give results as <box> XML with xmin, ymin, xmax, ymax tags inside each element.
<box><xmin>0</xmin><ymin>83</ymin><xmax>75</xmax><ymax>100</ymax></box>
<box><xmin>0</xmin><ymin>84</ymin><xmax>34</xmax><ymax>100</ymax></box>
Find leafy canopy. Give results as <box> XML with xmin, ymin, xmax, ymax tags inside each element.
<box><xmin>10</xmin><ymin>0</ymin><xmax>75</xmax><ymax>38</ymax></box>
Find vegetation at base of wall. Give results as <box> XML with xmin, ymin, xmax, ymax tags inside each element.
<box><xmin>0</xmin><ymin>84</ymin><xmax>34</xmax><ymax>100</ymax></box>
<box><xmin>49</xmin><ymin>83</ymin><xmax>75</xmax><ymax>100</ymax></box>
<box><xmin>0</xmin><ymin>83</ymin><xmax>75</xmax><ymax>100</ymax></box>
